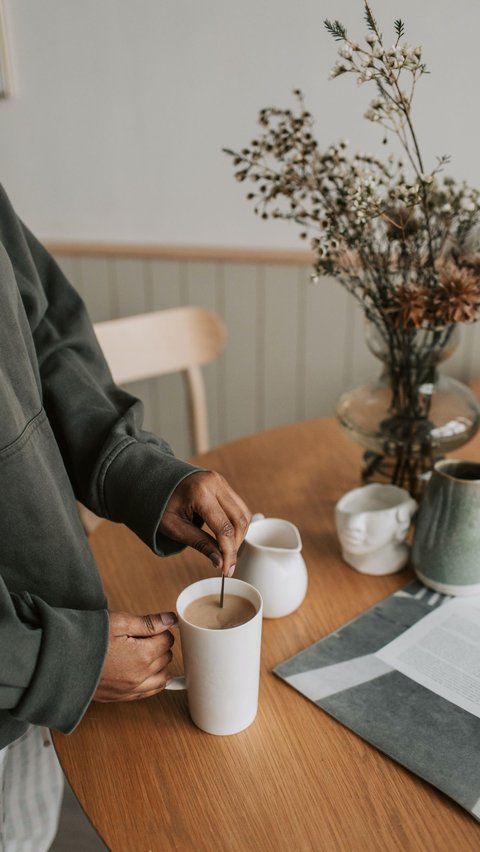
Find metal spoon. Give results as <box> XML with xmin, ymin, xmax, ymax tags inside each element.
<box><xmin>220</xmin><ymin>574</ymin><xmax>225</xmax><ymax>608</ymax></box>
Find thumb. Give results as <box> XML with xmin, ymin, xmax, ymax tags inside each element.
<box><xmin>161</xmin><ymin>516</ymin><xmax>224</xmax><ymax>571</ymax></box>
<box><xmin>121</xmin><ymin>612</ymin><xmax>178</xmax><ymax>637</ymax></box>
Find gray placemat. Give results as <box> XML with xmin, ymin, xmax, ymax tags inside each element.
<box><xmin>274</xmin><ymin>580</ymin><xmax>480</xmax><ymax>821</ymax></box>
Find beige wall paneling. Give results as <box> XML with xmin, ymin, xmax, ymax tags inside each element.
<box><xmin>150</xmin><ymin>259</ymin><xmax>184</xmax><ymax>311</ymax></box>
<box><xmin>442</xmin><ymin>322</ymin><xmax>476</xmax><ymax>382</ymax></box>
<box><xmin>106</xmin><ymin>257</ymin><xmax>160</xmax><ymax>438</ymax></box>
<box><xmin>110</xmin><ymin>258</ymin><xmax>150</xmax><ymax>318</ymax></box>
<box><xmin>147</xmin><ymin>259</ymin><xmax>191</xmax><ymax>460</ymax></box>
<box><xmin>345</xmin><ymin>301</ymin><xmax>377</xmax><ymax>390</ymax></box>
<box><xmin>462</xmin><ymin>322</ymin><xmax>480</xmax><ymax>388</ymax></box>
<box><xmin>303</xmin><ymin>276</ymin><xmax>352</xmax><ymax>420</ymax></box>
<box><xmin>461</xmin><ymin>323</ymin><xmax>480</xmax><ymax>383</ymax></box>
<box><xmin>50</xmin><ymin>247</ymin><xmax>480</xmax><ymax>462</ymax></box>
<box><xmin>53</xmin><ymin>254</ymin><xmax>85</xmax><ymax>302</ymax></box>
<box><xmin>222</xmin><ymin>263</ymin><xmax>260</xmax><ymax>442</ymax></box>
<box><xmin>263</xmin><ymin>265</ymin><xmax>302</xmax><ymax>430</ymax></box>
<box><xmin>77</xmin><ymin>257</ymin><xmax>113</xmax><ymax>323</ymax></box>
<box><xmin>184</xmin><ymin>261</ymin><xmax>224</xmax><ymax>449</ymax></box>
<box><xmin>294</xmin><ymin>266</ymin><xmax>308</xmax><ymax>423</ymax></box>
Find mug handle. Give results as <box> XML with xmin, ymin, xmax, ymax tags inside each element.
<box><xmin>165</xmin><ymin>676</ymin><xmax>186</xmax><ymax>691</ymax></box>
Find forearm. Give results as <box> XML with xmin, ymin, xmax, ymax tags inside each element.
<box><xmin>21</xmin><ymin>223</ymin><xmax>202</xmax><ymax>552</ymax></box>
<box><xmin>0</xmin><ymin>578</ymin><xmax>108</xmax><ymax>734</ymax></box>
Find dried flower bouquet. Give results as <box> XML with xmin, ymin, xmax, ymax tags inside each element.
<box><xmin>225</xmin><ymin>2</ymin><xmax>480</xmax><ymax>494</ymax></box>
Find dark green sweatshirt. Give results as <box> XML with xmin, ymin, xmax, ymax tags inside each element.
<box><xmin>0</xmin><ymin>185</ymin><xmax>201</xmax><ymax>748</ymax></box>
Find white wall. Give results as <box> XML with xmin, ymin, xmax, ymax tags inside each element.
<box><xmin>2</xmin><ymin>0</ymin><xmax>479</xmax><ymax>247</ymax></box>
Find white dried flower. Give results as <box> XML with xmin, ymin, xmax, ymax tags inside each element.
<box><xmin>357</xmin><ymin>68</ymin><xmax>374</xmax><ymax>83</ymax></box>
<box><xmin>329</xmin><ymin>62</ymin><xmax>348</xmax><ymax>79</ymax></box>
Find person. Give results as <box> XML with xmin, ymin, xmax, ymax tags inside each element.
<box><xmin>0</xmin><ymin>183</ymin><xmax>251</xmax><ymax>850</ymax></box>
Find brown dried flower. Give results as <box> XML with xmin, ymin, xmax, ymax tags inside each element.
<box><xmin>385</xmin><ymin>284</ymin><xmax>430</xmax><ymax>329</ymax></box>
<box><xmin>434</xmin><ymin>263</ymin><xmax>480</xmax><ymax>323</ymax></box>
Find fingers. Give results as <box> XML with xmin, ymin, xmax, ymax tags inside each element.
<box><xmin>110</xmin><ymin>611</ymin><xmax>177</xmax><ymax>638</ymax></box>
<box><xmin>131</xmin><ymin>629</ymin><xmax>175</xmax><ymax>669</ymax></box>
<box><xmin>217</xmin><ymin>489</ymin><xmax>251</xmax><ymax>553</ymax></box>
<box><xmin>198</xmin><ymin>498</ymin><xmax>240</xmax><ymax>577</ymax></box>
<box><xmin>112</xmin><ymin>650</ymin><xmax>174</xmax><ymax>702</ymax></box>
<box><xmin>95</xmin><ymin>668</ymin><xmax>173</xmax><ymax>703</ymax></box>
<box><xmin>159</xmin><ymin>515</ymin><xmax>227</xmax><ymax>571</ymax></box>
<box><xmin>161</xmin><ymin>470</ymin><xmax>251</xmax><ymax>575</ymax></box>
<box><xmin>94</xmin><ymin>615</ymin><xmax>176</xmax><ymax>703</ymax></box>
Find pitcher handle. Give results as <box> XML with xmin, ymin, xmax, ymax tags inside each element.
<box><xmin>165</xmin><ymin>676</ymin><xmax>187</xmax><ymax>691</ymax></box>
<box><xmin>251</xmin><ymin>513</ymin><xmax>265</xmax><ymax>523</ymax></box>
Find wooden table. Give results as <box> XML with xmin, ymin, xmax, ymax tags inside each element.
<box><xmin>53</xmin><ymin>419</ymin><xmax>480</xmax><ymax>851</ymax></box>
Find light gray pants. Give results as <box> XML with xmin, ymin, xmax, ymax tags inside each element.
<box><xmin>0</xmin><ymin>726</ymin><xmax>64</xmax><ymax>852</ymax></box>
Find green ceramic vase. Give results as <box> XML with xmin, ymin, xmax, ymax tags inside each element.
<box><xmin>412</xmin><ymin>459</ymin><xmax>480</xmax><ymax>595</ymax></box>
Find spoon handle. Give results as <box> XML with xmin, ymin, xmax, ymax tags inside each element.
<box><xmin>220</xmin><ymin>574</ymin><xmax>225</xmax><ymax>608</ymax></box>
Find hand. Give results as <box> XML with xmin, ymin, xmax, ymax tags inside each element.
<box><xmin>159</xmin><ymin>470</ymin><xmax>251</xmax><ymax>576</ymax></box>
<box><xmin>93</xmin><ymin>611</ymin><xmax>177</xmax><ymax>702</ymax></box>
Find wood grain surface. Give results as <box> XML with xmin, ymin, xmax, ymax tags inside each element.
<box><xmin>53</xmin><ymin>419</ymin><xmax>480</xmax><ymax>851</ymax></box>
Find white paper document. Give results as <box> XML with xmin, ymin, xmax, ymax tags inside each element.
<box><xmin>375</xmin><ymin>596</ymin><xmax>480</xmax><ymax>718</ymax></box>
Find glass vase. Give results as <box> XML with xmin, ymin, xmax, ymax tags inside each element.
<box><xmin>335</xmin><ymin>323</ymin><xmax>480</xmax><ymax>499</ymax></box>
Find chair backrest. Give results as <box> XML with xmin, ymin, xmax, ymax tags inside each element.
<box><xmin>94</xmin><ymin>305</ymin><xmax>226</xmax><ymax>455</ymax></box>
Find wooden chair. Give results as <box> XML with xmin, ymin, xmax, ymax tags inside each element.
<box><xmin>78</xmin><ymin>305</ymin><xmax>226</xmax><ymax>534</ymax></box>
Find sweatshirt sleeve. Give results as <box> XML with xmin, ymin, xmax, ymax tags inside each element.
<box><xmin>15</xmin><ymin>221</ymin><xmax>203</xmax><ymax>556</ymax></box>
<box><xmin>0</xmin><ymin>578</ymin><xmax>108</xmax><ymax>734</ymax></box>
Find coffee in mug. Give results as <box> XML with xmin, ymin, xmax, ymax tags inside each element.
<box><xmin>166</xmin><ymin>578</ymin><xmax>263</xmax><ymax>735</ymax></box>
<box><xmin>183</xmin><ymin>593</ymin><xmax>256</xmax><ymax>630</ymax></box>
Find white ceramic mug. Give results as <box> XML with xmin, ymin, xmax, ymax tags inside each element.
<box><xmin>335</xmin><ymin>483</ymin><xmax>418</xmax><ymax>576</ymax></box>
<box><xmin>235</xmin><ymin>514</ymin><xmax>308</xmax><ymax>618</ymax></box>
<box><xmin>166</xmin><ymin>577</ymin><xmax>263</xmax><ymax>735</ymax></box>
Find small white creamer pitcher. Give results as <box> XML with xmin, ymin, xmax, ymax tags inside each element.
<box><xmin>235</xmin><ymin>514</ymin><xmax>308</xmax><ymax>618</ymax></box>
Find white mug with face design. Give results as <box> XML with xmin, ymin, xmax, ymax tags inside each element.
<box><xmin>335</xmin><ymin>483</ymin><xmax>418</xmax><ymax>575</ymax></box>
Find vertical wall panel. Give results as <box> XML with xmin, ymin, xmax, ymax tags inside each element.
<box><xmin>103</xmin><ymin>257</ymin><xmax>154</xmax><ymax>431</ymax></box>
<box><xmin>254</xmin><ymin>266</ymin><xmax>266</xmax><ymax>432</ymax></box>
<box><xmin>153</xmin><ymin>372</ymin><xmax>190</xmax><ymax>461</ymax></box>
<box><xmin>303</xmin><ymin>276</ymin><xmax>351</xmax><ymax>419</ymax></box>
<box><xmin>263</xmin><ymin>265</ymin><xmax>300</xmax><ymax>430</ymax></box>
<box><xmin>184</xmin><ymin>261</ymin><xmax>223</xmax><ymax>447</ymax></box>
<box><xmin>465</xmin><ymin>323</ymin><xmax>480</xmax><ymax>384</ymax></box>
<box><xmin>148</xmin><ymin>258</ymin><xmax>191</xmax><ymax>458</ymax></box>
<box><xmin>444</xmin><ymin>322</ymin><xmax>476</xmax><ymax>382</ymax></box>
<box><xmin>150</xmin><ymin>259</ymin><xmax>183</xmax><ymax>310</ymax></box>
<box><xmin>77</xmin><ymin>257</ymin><xmax>113</xmax><ymax>322</ymax></box>
<box><xmin>223</xmin><ymin>262</ymin><xmax>259</xmax><ymax>441</ymax></box>
<box><xmin>295</xmin><ymin>266</ymin><xmax>308</xmax><ymax>422</ymax></box>
<box><xmin>346</xmin><ymin>302</ymin><xmax>377</xmax><ymax>389</ymax></box>
<box><xmin>111</xmin><ymin>258</ymin><xmax>149</xmax><ymax>318</ymax></box>
<box><xmin>51</xmin><ymin>251</ymin><xmax>480</xmax><ymax>462</ymax></box>
<box><xmin>53</xmin><ymin>254</ymin><xmax>84</xmax><ymax>300</ymax></box>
